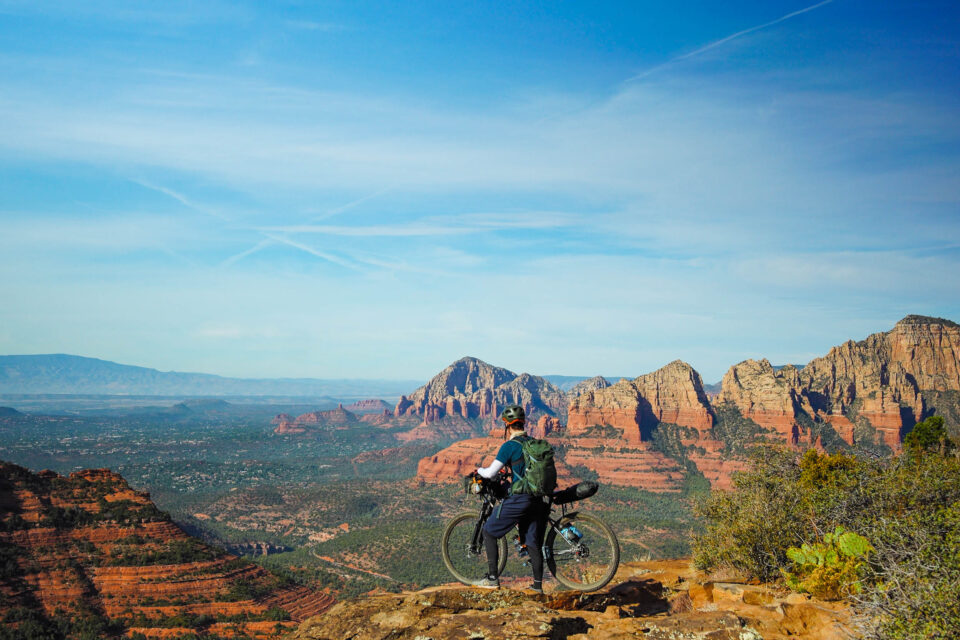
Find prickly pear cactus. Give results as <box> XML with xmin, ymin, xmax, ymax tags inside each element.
<box><xmin>782</xmin><ymin>526</ymin><xmax>873</xmax><ymax>600</ymax></box>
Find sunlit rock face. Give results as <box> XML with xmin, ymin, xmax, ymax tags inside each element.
<box><xmin>717</xmin><ymin>315</ymin><xmax>960</xmax><ymax>451</ymax></box>
<box><xmin>414</xmin><ymin>316</ymin><xmax>960</xmax><ymax>490</ymax></box>
<box><xmin>568</xmin><ymin>361</ymin><xmax>713</xmax><ymax>443</ymax></box>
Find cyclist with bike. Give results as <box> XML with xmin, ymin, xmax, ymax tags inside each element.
<box><xmin>474</xmin><ymin>404</ymin><xmax>551</xmax><ymax>593</ymax></box>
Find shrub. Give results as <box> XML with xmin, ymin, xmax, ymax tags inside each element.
<box><xmin>782</xmin><ymin>526</ymin><xmax>873</xmax><ymax>600</ymax></box>
<box><xmin>692</xmin><ymin>446</ymin><xmax>808</xmax><ymax>580</ymax></box>
<box><xmin>263</xmin><ymin>606</ymin><xmax>290</xmax><ymax>621</ymax></box>
<box><xmin>692</xmin><ymin>442</ymin><xmax>960</xmax><ymax>639</ymax></box>
<box><xmin>903</xmin><ymin>415</ymin><xmax>953</xmax><ymax>455</ymax></box>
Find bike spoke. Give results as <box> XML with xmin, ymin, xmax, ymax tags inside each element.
<box><xmin>546</xmin><ymin>514</ymin><xmax>619</xmax><ymax>592</ymax></box>
<box><xmin>441</xmin><ymin>512</ymin><xmax>507</xmax><ymax>585</ymax></box>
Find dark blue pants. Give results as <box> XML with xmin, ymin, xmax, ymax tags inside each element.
<box><xmin>482</xmin><ymin>493</ymin><xmax>547</xmax><ymax>582</ymax></box>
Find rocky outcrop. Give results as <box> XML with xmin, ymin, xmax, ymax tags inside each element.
<box><xmin>716</xmin><ymin>360</ymin><xmax>809</xmax><ymax>441</ymax></box>
<box><xmin>718</xmin><ymin>316</ymin><xmax>960</xmax><ymax>451</ymax></box>
<box><xmin>290</xmin><ymin>559</ymin><xmax>852</xmax><ymax>640</ymax></box>
<box><xmin>568</xmin><ymin>361</ymin><xmax>713</xmax><ymax>443</ymax></box>
<box><xmin>568</xmin><ymin>376</ymin><xmax>611</xmax><ymax>397</ymax></box>
<box><xmin>529</xmin><ymin>415</ymin><xmax>563</xmax><ymax>439</ymax></box>
<box><xmin>0</xmin><ymin>461</ymin><xmax>332</xmax><ymax>639</ymax></box>
<box><xmin>394</xmin><ymin>357</ymin><xmax>567</xmax><ymax>430</ymax></box>
<box><xmin>416</xmin><ymin>437</ymin><xmax>501</xmax><ymax>482</ymax></box>
<box><xmin>274</xmin><ymin>404</ymin><xmax>358</xmax><ymax>434</ymax></box>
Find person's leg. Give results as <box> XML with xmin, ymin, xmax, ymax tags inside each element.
<box><xmin>521</xmin><ymin>501</ymin><xmax>548</xmax><ymax>589</ymax></box>
<box><xmin>481</xmin><ymin>495</ymin><xmax>527</xmax><ymax>583</ymax></box>
<box><xmin>482</xmin><ymin>528</ymin><xmax>499</xmax><ymax>577</ymax></box>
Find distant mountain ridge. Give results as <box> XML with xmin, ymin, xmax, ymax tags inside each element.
<box><xmin>0</xmin><ymin>354</ymin><xmax>422</xmax><ymax>398</ymax></box>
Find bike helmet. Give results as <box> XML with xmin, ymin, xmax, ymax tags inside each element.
<box><xmin>500</xmin><ymin>404</ymin><xmax>525</xmax><ymax>426</ymax></box>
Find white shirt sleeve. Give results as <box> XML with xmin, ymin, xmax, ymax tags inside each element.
<box><xmin>477</xmin><ymin>459</ymin><xmax>505</xmax><ymax>479</ymax></box>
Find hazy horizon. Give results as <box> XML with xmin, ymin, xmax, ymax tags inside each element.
<box><xmin>2</xmin><ymin>2</ymin><xmax>958</xmax><ymax>382</ymax></box>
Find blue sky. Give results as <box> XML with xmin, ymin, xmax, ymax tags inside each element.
<box><xmin>1</xmin><ymin>1</ymin><xmax>958</xmax><ymax>382</ymax></box>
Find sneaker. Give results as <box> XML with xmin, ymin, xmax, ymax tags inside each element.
<box><xmin>475</xmin><ymin>575</ymin><xmax>500</xmax><ymax>589</ymax></box>
<box><xmin>529</xmin><ymin>582</ymin><xmax>544</xmax><ymax>595</ymax></box>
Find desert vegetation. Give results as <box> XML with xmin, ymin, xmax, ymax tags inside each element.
<box><xmin>692</xmin><ymin>415</ymin><xmax>960</xmax><ymax>639</ymax></box>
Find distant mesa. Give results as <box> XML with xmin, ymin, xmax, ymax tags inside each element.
<box><xmin>273</xmin><ymin>404</ymin><xmax>358</xmax><ymax>434</ymax></box>
<box><xmin>172</xmin><ymin>398</ymin><xmax>233</xmax><ymax>412</ymax></box>
<box><xmin>343</xmin><ymin>398</ymin><xmax>392</xmax><ymax>414</ymax></box>
<box><xmin>0</xmin><ymin>406</ymin><xmax>22</xmax><ymax>417</ymax></box>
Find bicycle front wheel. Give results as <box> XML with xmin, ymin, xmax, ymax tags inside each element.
<box><xmin>545</xmin><ymin>512</ymin><xmax>620</xmax><ymax>592</ymax></box>
<box><xmin>440</xmin><ymin>512</ymin><xmax>507</xmax><ymax>585</ymax></box>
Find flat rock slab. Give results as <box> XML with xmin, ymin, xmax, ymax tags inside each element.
<box><xmin>290</xmin><ymin>561</ymin><xmax>852</xmax><ymax>640</ymax></box>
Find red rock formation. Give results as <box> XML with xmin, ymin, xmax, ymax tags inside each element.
<box><xmin>568</xmin><ymin>361</ymin><xmax>713</xmax><ymax>444</ymax></box>
<box><xmin>394</xmin><ymin>357</ymin><xmax>566</xmax><ymax>431</ymax></box>
<box><xmin>716</xmin><ymin>359</ymin><xmax>808</xmax><ymax>441</ymax></box>
<box><xmin>718</xmin><ymin>316</ymin><xmax>960</xmax><ymax>452</ymax></box>
<box><xmin>529</xmin><ymin>415</ymin><xmax>562</xmax><ymax>438</ymax></box>
<box><xmin>563</xmin><ymin>446</ymin><xmax>687</xmax><ymax>492</ymax></box>
<box><xmin>0</xmin><ymin>462</ymin><xmax>331</xmax><ymax>639</ymax></box>
<box><xmin>416</xmin><ymin>438</ymin><xmax>500</xmax><ymax>482</ymax></box>
<box><xmin>414</xmin><ymin>316</ymin><xmax>960</xmax><ymax>491</ymax></box>
<box><xmin>274</xmin><ymin>405</ymin><xmax>359</xmax><ymax>434</ymax></box>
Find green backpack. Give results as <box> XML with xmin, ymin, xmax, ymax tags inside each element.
<box><xmin>510</xmin><ymin>436</ymin><xmax>557</xmax><ymax>498</ymax></box>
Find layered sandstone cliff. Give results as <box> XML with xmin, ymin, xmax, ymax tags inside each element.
<box><xmin>415</xmin><ymin>316</ymin><xmax>960</xmax><ymax>490</ymax></box>
<box><xmin>0</xmin><ymin>462</ymin><xmax>332</xmax><ymax>639</ymax></box>
<box><xmin>717</xmin><ymin>315</ymin><xmax>960</xmax><ymax>450</ymax></box>
<box><xmin>568</xmin><ymin>361</ymin><xmax>713</xmax><ymax>443</ymax></box>
<box><xmin>716</xmin><ymin>360</ymin><xmax>810</xmax><ymax>440</ymax></box>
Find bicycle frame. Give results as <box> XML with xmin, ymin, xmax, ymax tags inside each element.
<box><xmin>468</xmin><ymin>494</ymin><xmax>499</xmax><ymax>555</ymax></box>
<box><xmin>470</xmin><ymin>490</ymin><xmax>581</xmax><ymax>559</ymax></box>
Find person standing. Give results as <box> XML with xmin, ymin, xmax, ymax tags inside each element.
<box><xmin>475</xmin><ymin>404</ymin><xmax>554</xmax><ymax>594</ymax></box>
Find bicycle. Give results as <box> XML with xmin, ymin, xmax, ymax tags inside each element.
<box><xmin>440</xmin><ymin>475</ymin><xmax>620</xmax><ymax>592</ymax></box>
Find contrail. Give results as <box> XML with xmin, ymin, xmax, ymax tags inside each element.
<box><xmin>626</xmin><ymin>0</ymin><xmax>835</xmax><ymax>82</ymax></box>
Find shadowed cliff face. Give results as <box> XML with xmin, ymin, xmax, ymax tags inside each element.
<box><xmin>414</xmin><ymin>316</ymin><xmax>960</xmax><ymax>491</ymax></box>
<box><xmin>0</xmin><ymin>462</ymin><xmax>333</xmax><ymax>639</ymax></box>
<box><xmin>289</xmin><ymin>559</ymin><xmax>852</xmax><ymax>640</ymax></box>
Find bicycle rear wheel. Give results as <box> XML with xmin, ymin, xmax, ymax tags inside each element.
<box><xmin>545</xmin><ymin>512</ymin><xmax>620</xmax><ymax>592</ymax></box>
<box><xmin>441</xmin><ymin>512</ymin><xmax>508</xmax><ymax>585</ymax></box>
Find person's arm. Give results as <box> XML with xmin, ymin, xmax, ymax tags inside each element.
<box><xmin>477</xmin><ymin>441</ymin><xmax>512</xmax><ymax>478</ymax></box>
<box><xmin>477</xmin><ymin>459</ymin><xmax>504</xmax><ymax>479</ymax></box>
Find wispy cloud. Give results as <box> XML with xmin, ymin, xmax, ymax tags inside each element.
<box><xmin>626</xmin><ymin>0</ymin><xmax>836</xmax><ymax>82</ymax></box>
<box><xmin>259</xmin><ymin>212</ymin><xmax>577</xmax><ymax>237</ymax></box>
